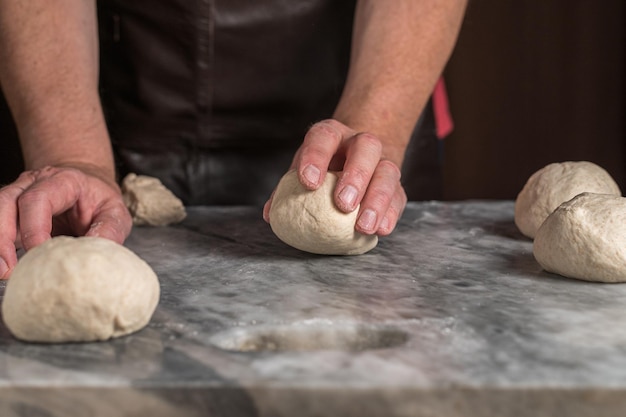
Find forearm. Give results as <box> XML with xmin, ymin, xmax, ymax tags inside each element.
<box><xmin>333</xmin><ymin>0</ymin><xmax>467</xmax><ymax>167</ymax></box>
<box><xmin>0</xmin><ymin>0</ymin><xmax>115</xmax><ymax>182</ymax></box>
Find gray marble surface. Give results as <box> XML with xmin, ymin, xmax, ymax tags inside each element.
<box><xmin>1</xmin><ymin>201</ymin><xmax>626</xmax><ymax>416</ymax></box>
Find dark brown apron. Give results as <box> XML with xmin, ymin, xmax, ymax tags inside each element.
<box><xmin>0</xmin><ymin>0</ymin><xmax>441</xmax><ymax>202</ymax></box>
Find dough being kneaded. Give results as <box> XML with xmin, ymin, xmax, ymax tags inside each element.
<box><xmin>533</xmin><ymin>193</ymin><xmax>626</xmax><ymax>283</ymax></box>
<box><xmin>2</xmin><ymin>236</ymin><xmax>160</xmax><ymax>343</ymax></box>
<box><xmin>515</xmin><ymin>161</ymin><xmax>620</xmax><ymax>239</ymax></box>
<box><xmin>122</xmin><ymin>173</ymin><xmax>186</xmax><ymax>226</ymax></box>
<box><xmin>269</xmin><ymin>170</ymin><xmax>378</xmax><ymax>255</ymax></box>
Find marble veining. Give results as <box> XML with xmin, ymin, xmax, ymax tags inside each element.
<box><xmin>1</xmin><ymin>201</ymin><xmax>626</xmax><ymax>416</ymax></box>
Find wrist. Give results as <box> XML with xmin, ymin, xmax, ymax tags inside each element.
<box><xmin>21</xmin><ymin>141</ymin><xmax>118</xmax><ymax>191</ymax></box>
<box><xmin>18</xmin><ymin>112</ymin><xmax>116</xmax><ymax>181</ymax></box>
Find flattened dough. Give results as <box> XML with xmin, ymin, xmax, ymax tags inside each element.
<box><xmin>2</xmin><ymin>236</ymin><xmax>160</xmax><ymax>342</ymax></box>
<box><xmin>269</xmin><ymin>170</ymin><xmax>378</xmax><ymax>255</ymax></box>
<box><xmin>515</xmin><ymin>161</ymin><xmax>620</xmax><ymax>238</ymax></box>
<box><xmin>534</xmin><ymin>193</ymin><xmax>626</xmax><ymax>283</ymax></box>
<box><xmin>122</xmin><ymin>173</ymin><xmax>186</xmax><ymax>226</ymax></box>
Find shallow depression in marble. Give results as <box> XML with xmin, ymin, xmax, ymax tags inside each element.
<box><xmin>208</xmin><ymin>320</ymin><xmax>409</xmax><ymax>352</ymax></box>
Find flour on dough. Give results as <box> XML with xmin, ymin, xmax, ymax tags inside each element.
<box><xmin>515</xmin><ymin>161</ymin><xmax>620</xmax><ymax>239</ymax></box>
<box><xmin>2</xmin><ymin>236</ymin><xmax>160</xmax><ymax>342</ymax></box>
<box><xmin>122</xmin><ymin>173</ymin><xmax>186</xmax><ymax>226</ymax></box>
<box><xmin>269</xmin><ymin>170</ymin><xmax>378</xmax><ymax>255</ymax></box>
<box><xmin>533</xmin><ymin>193</ymin><xmax>626</xmax><ymax>283</ymax></box>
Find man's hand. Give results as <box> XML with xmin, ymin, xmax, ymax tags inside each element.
<box><xmin>0</xmin><ymin>165</ymin><xmax>132</xmax><ymax>279</ymax></box>
<box><xmin>265</xmin><ymin>0</ymin><xmax>466</xmax><ymax>238</ymax></box>
<box><xmin>263</xmin><ymin>119</ymin><xmax>407</xmax><ymax>236</ymax></box>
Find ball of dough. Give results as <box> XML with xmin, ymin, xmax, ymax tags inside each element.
<box><xmin>122</xmin><ymin>173</ymin><xmax>186</xmax><ymax>226</ymax></box>
<box><xmin>533</xmin><ymin>193</ymin><xmax>626</xmax><ymax>283</ymax></box>
<box><xmin>515</xmin><ymin>161</ymin><xmax>620</xmax><ymax>239</ymax></box>
<box><xmin>2</xmin><ymin>236</ymin><xmax>160</xmax><ymax>343</ymax></box>
<box><xmin>269</xmin><ymin>170</ymin><xmax>378</xmax><ymax>255</ymax></box>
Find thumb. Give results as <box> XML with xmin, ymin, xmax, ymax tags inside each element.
<box><xmin>85</xmin><ymin>203</ymin><xmax>132</xmax><ymax>245</ymax></box>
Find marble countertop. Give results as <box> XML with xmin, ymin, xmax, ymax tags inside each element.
<box><xmin>1</xmin><ymin>201</ymin><xmax>626</xmax><ymax>416</ymax></box>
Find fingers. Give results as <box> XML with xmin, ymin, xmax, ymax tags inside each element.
<box><xmin>355</xmin><ymin>160</ymin><xmax>406</xmax><ymax>236</ymax></box>
<box><xmin>85</xmin><ymin>200</ymin><xmax>133</xmax><ymax>244</ymax></box>
<box><xmin>293</xmin><ymin>119</ymin><xmax>350</xmax><ymax>189</ymax></box>
<box><xmin>17</xmin><ymin>168</ymin><xmax>84</xmax><ymax>250</ymax></box>
<box><xmin>291</xmin><ymin>119</ymin><xmax>407</xmax><ymax>236</ymax></box>
<box><xmin>276</xmin><ymin>119</ymin><xmax>353</xmax><ymax>221</ymax></box>
<box><xmin>22</xmin><ymin>167</ymin><xmax>132</xmax><ymax>247</ymax></box>
<box><xmin>0</xmin><ymin>172</ymin><xmax>37</xmax><ymax>244</ymax></box>
<box><xmin>334</xmin><ymin>133</ymin><xmax>383</xmax><ymax>212</ymax></box>
<box><xmin>374</xmin><ymin>175</ymin><xmax>408</xmax><ymax>236</ymax></box>
<box><xmin>0</xmin><ymin>172</ymin><xmax>38</xmax><ymax>278</ymax></box>
<box><xmin>0</xmin><ymin>166</ymin><xmax>132</xmax><ymax>279</ymax></box>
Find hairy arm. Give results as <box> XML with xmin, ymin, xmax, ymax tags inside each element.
<box><xmin>0</xmin><ymin>0</ymin><xmax>130</xmax><ymax>278</ymax></box>
<box><xmin>0</xmin><ymin>0</ymin><xmax>113</xmax><ymax>177</ymax></box>
<box><xmin>335</xmin><ymin>0</ymin><xmax>468</xmax><ymax>167</ymax></box>
<box><xmin>267</xmin><ymin>0</ymin><xmax>467</xmax><ymax>235</ymax></box>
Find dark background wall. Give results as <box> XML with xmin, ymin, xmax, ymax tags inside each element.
<box><xmin>0</xmin><ymin>93</ymin><xmax>22</xmax><ymax>185</ymax></box>
<box><xmin>443</xmin><ymin>0</ymin><xmax>625</xmax><ymax>199</ymax></box>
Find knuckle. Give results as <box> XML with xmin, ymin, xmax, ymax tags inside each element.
<box><xmin>345</xmin><ymin>166</ymin><xmax>371</xmax><ymax>187</ymax></box>
<box><xmin>378</xmin><ymin>160</ymin><xmax>402</xmax><ymax>180</ymax></box>
<box><xmin>353</xmin><ymin>133</ymin><xmax>383</xmax><ymax>154</ymax></box>
<box><xmin>299</xmin><ymin>143</ymin><xmax>328</xmax><ymax>161</ymax></box>
<box><xmin>310</xmin><ymin>119</ymin><xmax>343</xmax><ymax>140</ymax></box>
<box><xmin>398</xmin><ymin>193</ymin><xmax>408</xmax><ymax>210</ymax></box>
<box><xmin>17</xmin><ymin>170</ymin><xmax>38</xmax><ymax>182</ymax></box>
<box><xmin>388</xmin><ymin>190</ymin><xmax>408</xmax><ymax>220</ymax></box>
<box><xmin>33</xmin><ymin>166</ymin><xmax>83</xmax><ymax>184</ymax></box>
<box><xmin>0</xmin><ymin>185</ymin><xmax>22</xmax><ymax>202</ymax></box>
<box><xmin>38</xmin><ymin>166</ymin><xmax>56</xmax><ymax>175</ymax></box>
<box><xmin>366</xmin><ymin>189</ymin><xmax>393</xmax><ymax>210</ymax></box>
<box><xmin>315</xmin><ymin>118</ymin><xmax>343</xmax><ymax>130</ymax></box>
<box><xmin>16</xmin><ymin>189</ymin><xmax>47</xmax><ymax>207</ymax></box>
<box><xmin>28</xmin><ymin>165</ymin><xmax>59</xmax><ymax>180</ymax></box>
<box><xmin>387</xmin><ymin>198</ymin><xmax>403</xmax><ymax>219</ymax></box>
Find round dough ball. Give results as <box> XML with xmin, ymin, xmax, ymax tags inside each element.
<box><xmin>2</xmin><ymin>236</ymin><xmax>160</xmax><ymax>343</ymax></box>
<box><xmin>533</xmin><ymin>193</ymin><xmax>626</xmax><ymax>283</ymax></box>
<box><xmin>515</xmin><ymin>161</ymin><xmax>620</xmax><ymax>239</ymax></box>
<box><xmin>269</xmin><ymin>170</ymin><xmax>378</xmax><ymax>255</ymax></box>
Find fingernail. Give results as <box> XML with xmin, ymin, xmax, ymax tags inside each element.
<box><xmin>380</xmin><ymin>216</ymin><xmax>390</xmax><ymax>232</ymax></box>
<box><xmin>0</xmin><ymin>257</ymin><xmax>9</xmax><ymax>279</ymax></box>
<box><xmin>358</xmin><ymin>209</ymin><xmax>377</xmax><ymax>232</ymax></box>
<box><xmin>303</xmin><ymin>165</ymin><xmax>321</xmax><ymax>186</ymax></box>
<box><xmin>338</xmin><ymin>185</ymin><xmax>358</xmax><ymax>209</ymax></box>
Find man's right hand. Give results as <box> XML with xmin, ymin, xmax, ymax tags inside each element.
<box><xmin>0</xmin><ymin>165</ymin><xmax>132</xmax><ymax>279</ymax></box>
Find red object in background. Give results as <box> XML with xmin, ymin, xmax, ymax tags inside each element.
<box><xmin>433</xmin><ymin>77</ymin><xmax>454</xmax><ymax>139</ymax></box>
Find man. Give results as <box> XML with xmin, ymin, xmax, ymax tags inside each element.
<box><xmin>0</xmin><ymin>0</ymin><xmax>467</xmax><ymax>278</ymax></box>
